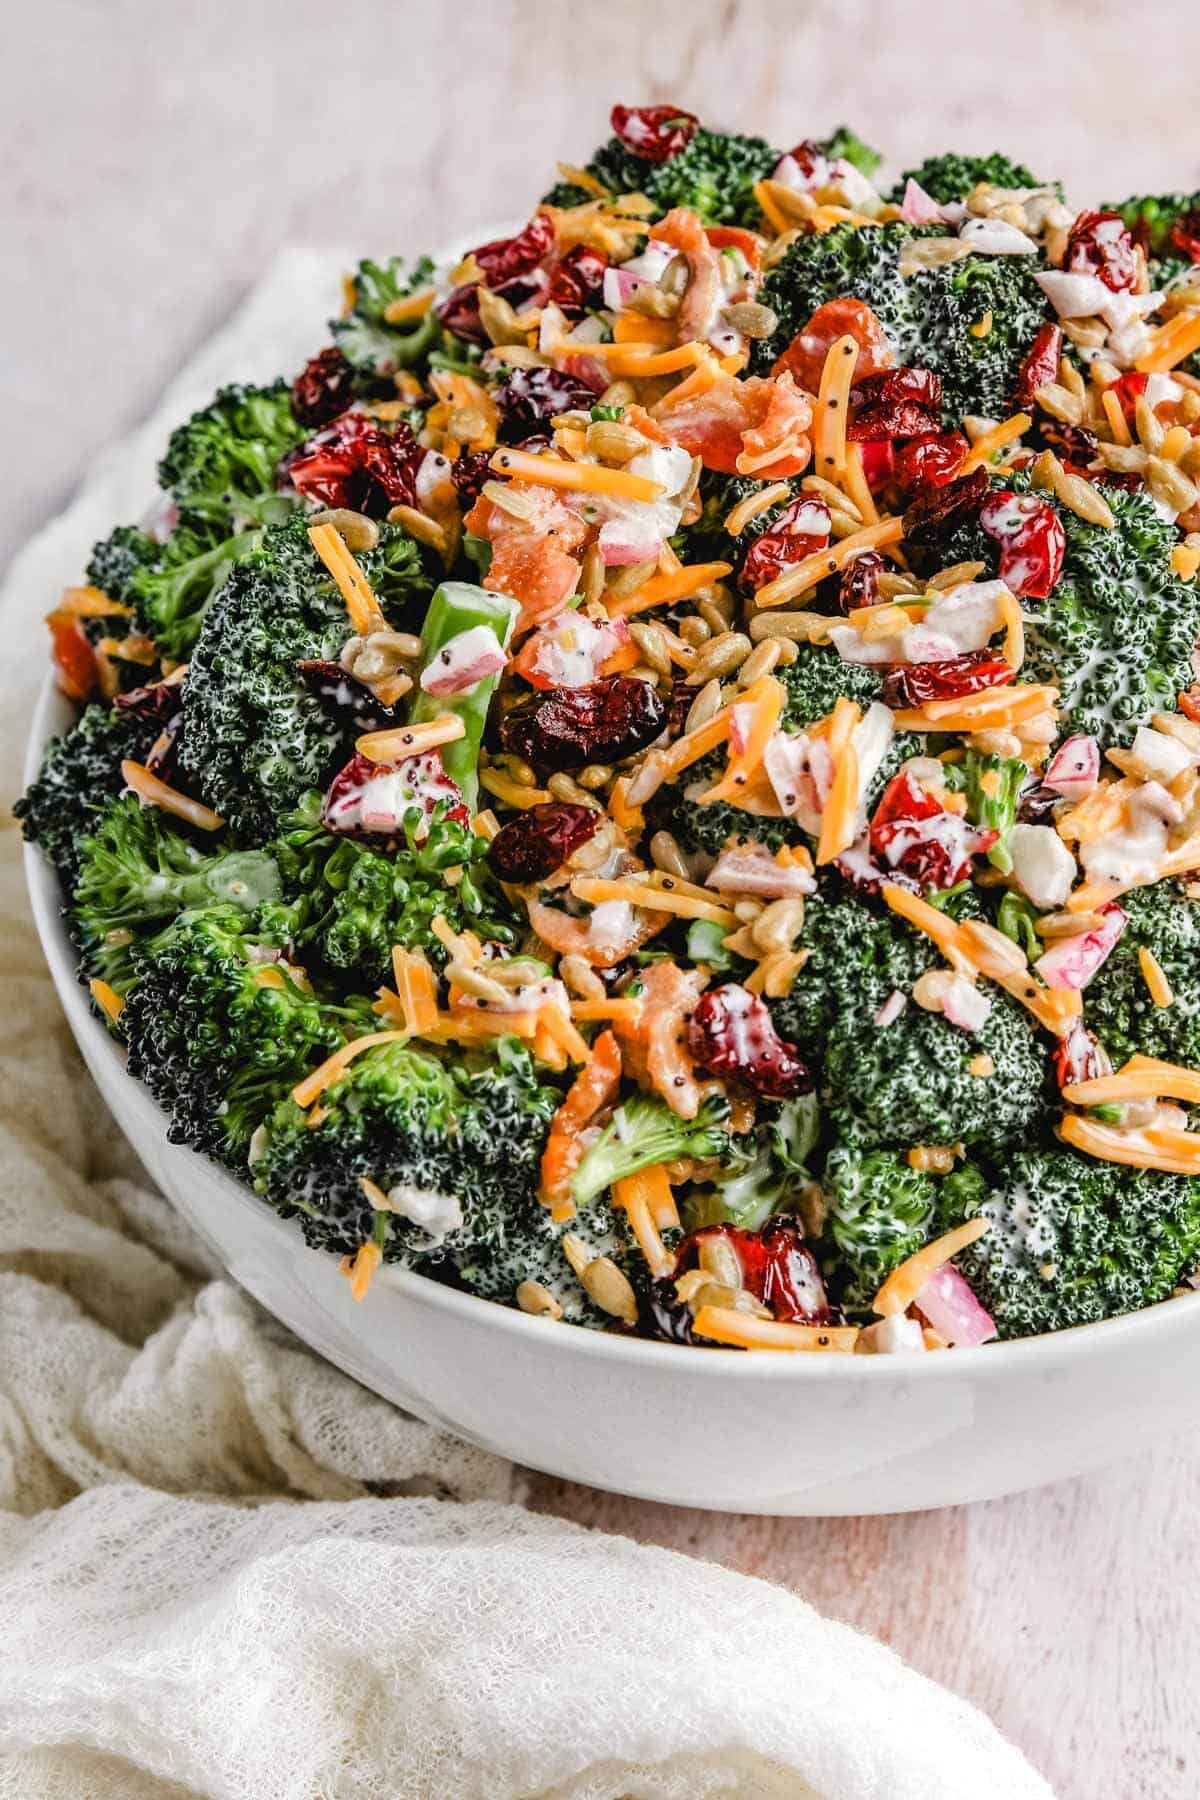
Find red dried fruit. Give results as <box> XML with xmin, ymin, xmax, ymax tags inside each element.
<box><xmin>1064</xmin><ymin>209</ymin><xmax>1137</xmax><ymax>293</ymax></box>
<box><xmin>449</xmin><ymin>448</ymin><xmax>493</xmax><ymax>507</ymax></box>
<box><xmin>680</xmin><ymin>1218</ymin><xmax>832</xmax><ymax>1325</ymax></box>
<box><xmin>1033</xmin><ymin>417</ymin><xmax>1099</xmax><ymax>469</ymax></box>
<box><xmin>772</xmin><ymin>296</ymin><xmax>894</xmax><ymax>395</ymax></box>
<box><xmin>486</xmin><ymin>801</ymin><xmax>600</xmax><ymax>883</ymax></box>
<box><xmin>297</xmin><ymin>660</ymin><xmax>405</xmax><ymax>737</ymax></box>
<box><xmin>288</xmin><ymin>413</ymin><xmax>425</xmax><ymax>515</ymax></box>
<box><xmin>471</xmin><ymin>214</ymin><xmax>555</xmax><ymax>285</ymax></box>
<box><xmin>1053</xmin><ymin>1020</ymin><xmax>1108</xmax><ymax>1089</ymax></box>
<box><xmin>322</xmin><ymin>750</ymin><xmax>468</xmax><ymax>838</ymax></box>
<box><xmin>687</xmin><ymin>984</ymin><xmax>812</xmax><ymax>1098</ymax></box>
<box><xmin>740</xmin><ymin>495</ymin><xmax>832</xmax><ymax>592</ymax></box>
<box><xmin>1014</xmin><ymin>322</ymin><xmax>1063</xmax><ymax>410</ymax></box>
<box><xmin>114</xmin><ymin>677</ymin><xmax>185</xmax><ymax>723</ymax></box>
<box><xmin>1170</xmin><ymin>209</ymin><xmax>1200</xmax><ymax>264</ymax></box>
<box><xmin>868</xmin><ymin>770</ymin><xmax>997</xmax><ymax>890</ymax></box>
<box><xmin>892</xmin><ymin>430</ymin><xmax>969</xmax><ymax>493</ymax></box>
<box><xmin>839</xmin><ymin>548</ymin><xmax>885</xmax><ymax>612</ymax></box>
<box><xmin>847</xmin><ymin>367</ymin><xmax>942</xmax><ymax>441</ymax></box>
<box><xmin>858</xmin><ymin>438</ymin><xmax>896</xmax><ymax>492</ymax></box>
<box><xmin>435</xmin><ymin>283</ymin><xmax>488</xmax><ymax>345</ymax></box>
<box><xmin>291</xmin><ymin>347</ymin><xmax>356</xmax><ymax>429</ymax></box>
<box><xmin>500</xmin><ymin>674</ymin><xmax>668</xmax><ymax>772</ymax></box>
<box><xmin>882</xmin><ymin>651</ymin><xmax>1016</xmax><ymax>708</ymax></box>
<box><xmin>979</xmin><ymin>489</ymin><xmax>1066</xmax><ymax>600</ymax></box>
<box><xmin>901</xmin><ymin>465</ymin><xmax>990</xmax><ymax>547</ymax></box>
<box><xmin>610</xmin><ymin>103</ymin><xmax>699</xmax><ymax>162</ymax></box>
<box><xmin>1105</xmin><ymin>369</ymin><xmax>1149</xmax><ymax>422</ymax></box>
<box><xmin>495</xmin><ymin>366</ymin><xmax>600</xmax><ymax>435</ymax></box>
<box><xmin>547</xmin><ymin>245</ymin><xmax>609</xmax><ymax>315</ymax></box>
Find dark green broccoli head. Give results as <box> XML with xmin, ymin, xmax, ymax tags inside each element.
<box><xmin>179</xmin><ymin>514</ymin><xmax>437</xmax><ymax>841</ymax></box>
<box><xmin>122</xmin><ymin>905</ymin><xmax>357</xmax><ymax>1163</ymax></box>
<box><xmin>253</xmin><ymin>1035</ymin><xmax>561</xmax><ymax>1275</ymax></box>
<box><xmin>780</xmin><ymin>646</ymin><xmax>884</xmax><ymax>727</ymax></box>
<box><xmin>1084</xmin><ymin>882</ymin><xmax>1200</xmax><ymax>1068</ymax></box>
<box><xmin>891</xmin><ymin>152</ymin><xmax>1044</xmax><ymax>205</ymax></box>
<box><xmin>658</xmin><ymin>746</ymin><xmax>808</xmax><ymax>860</ymax></box>
<box><xmin>86</xmin><ymin>525</ymin><xmax>162</xmax><ymax>604</ymax></box>
<box><xmin>71</xmin><ymin>795</ymin><xmax>282</xmax><ymax>994</ymax></box>
<box><xmin>755</xmin><ymin>222</ymin><xmax>926</xmax><ymax>365</ymax></box>
<box><xmin>332</xmin><ymin>256</ymin><xmax>442</xmax><ymax>380</ymax></box>
<box><xmin>1105</xmin><ymin>189</ymin><xmax>1200</xmax><ymax>259</ymax></box>
<box><xmin>158</xmin><ymin>382</ymin><xmax>304</xmax><ymax>534</ymax></box>
<box><xmin>822</xmin><ymin>1140</ymin><xmax>937</xmax><ymax>1312</ymax></box>
<box><xmin>936</xmin><ymin>1146</ymin><xmax>1200</xmax><ymax>1338</ymax></box>
<box><xmin>15</xmin><ymin>701</ymin><xmax>164</xmax><ymax>884</ymax></box>
<box><xmin>544</xmin><ymin>125</ymin><xmax>780</xmax><ymax>228</ymax></box>
<box><xmin>272</xmin><ymin>791</ymin><xmax>519</xmax><ymax>987</ymax></box>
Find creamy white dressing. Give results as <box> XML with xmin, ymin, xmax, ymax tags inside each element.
<box><xmin>384</xmin><ymin>1182</ymin><xmax>464</xmax><ymax>1246</ymax></box>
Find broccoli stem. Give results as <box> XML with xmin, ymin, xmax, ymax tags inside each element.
<box><xmin>571</xmin><ymin>1094</ymin><xmax>732</xmax><ymax>1210</ymax></box>
<box><xmin>407</xmin><ymin>581</ymin><xmax>518</xmax><ymax>808</ymax></box>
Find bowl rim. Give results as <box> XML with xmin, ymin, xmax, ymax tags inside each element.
<box><xmin>23</xmin><ymin>588</ymin><xmax>1200</xmax><ymax>1387</ymax></box>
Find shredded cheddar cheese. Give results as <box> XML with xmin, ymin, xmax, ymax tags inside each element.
<box><xmin>871</xmin><ymin>1217</ymin><xmax>991</xmax><ymax>1316</ymax></box>
<box><xmin>308</xmin><ymin>523</ymin><xmax>383</xmax><ymax>635</ymax></box>
<box><xmin>692</xmin><ymin>1307</ymin><xmax>860</xmax><ymax>1352</ymax></box>
<box><xmin>121</xmin><ymin>760</ymin><xmax>224</xmax><ymax>832</ymax></box>
<box><xmin>959</xmin><ymin>412</ymin><xmax>1033</xmax><ymax>473</ymax></box>
<box><xmin>752</xmin><ymin>516</ymin><xmax>905</xmax><ymax>609</ymax></box>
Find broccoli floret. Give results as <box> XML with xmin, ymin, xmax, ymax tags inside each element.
<box><xmin>660</xmin><ymin>745</ymin><xmax>808</xmax><ymax>860</ymax></box>
<box><xmin>158</xmin><ymin>382</ymin><xmax>304</xmax><ymax>535</ymax></box>
<box><xmin>272</xmin><ymin>791</ymin><xmax>518</xmax><ymax>987</ymax></box>
<box><xmin>823</xmin><ymin>126</ymin><xmax>882</xmax><ymax>178</ymax></box>
<box><xmin>253</xmin><ymin>1034</ymin><xmax>561</xmax><ymax>1277</ymax></box>
<box><xmin>122</xmin><ymin>905</ymin><xmax>357</xmax><ymax>1162</ymax></box>
<box><xmin>775</xmin><ymin>881</ymin><xmax>1048</xmax><ymax>1153</ymax></box>
<box><xmin>754</xmin><ymin>221</ymin><xmax>1051</xmax><ymax>421</ymax></box>
<box><xmin>891</xmin><ymin>151</ymin><xmax>1043</xmax><ymax>205</ymax></box>
<box><xmin>86</xmin><ymin>525</ymin><xmax>162</xmax><ymax>603</ymax></box>
<box><xmin>936</xmin><ymin>1147</ymin><xmax>1200</xmax><ymax>1338</ymax></box>
<box><xmin>544</xmin><ymin>125</ymin><xmax>779</xmax><ymax>228</ymax></box>
<box><xmin>71</xmin><ymin>795</ymin><xmax>282</xmax><ymax>993</ymax></box>
<box><xmin>823</xmin><ymin>1140</ymin><xmax>937</xmax><ymax>1312</ymax></box>
<box><xmin>1084</xmin><ymin>881</ymin><xmax>1200</xmax><ymax>1068</ymax></box>
<box><xmin>332</xmin><ymin>256</ymin><xmax>442</xmax><ymax>380</ymax></box>
<box><xmin>572</xmin><ymin>1091</ymin><xmax>739</xmax><ymax>1209</ymax></box>
<box><xmin>780</xmin><ymin>644</ymin><xmax>884</xmax><ymax>726</ymax></box>
<box><xmin>15</xmin><ymin>701</ymin><xmax>164</xmax><ymax>884</ymax></box>
<box><xmin>179</xmin><ymin>515</ymin><xmax>437</xmax><ymax>841</ymax></box>
<box><xmin>130</xmin><ymin>522</ymin><xmax>262</xmax><ymax>661</ymax></box>
<box><xmin>684</xmin><ymin>1094</ymin><xmax>819</xmax><ymax>1232</ymax></box>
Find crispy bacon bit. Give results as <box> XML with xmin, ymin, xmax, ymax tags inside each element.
<box><xmin>847</xmin><ymin>367</ymin><xmax>942</xmax><ymax>442</ymax></box>
<box><xmin>291</xmin><ymin>347</ymin><xmax>356</xmax><ymax>429</ymax></box>
<box><xmin>979</xmin><ymin>490</ymin><xmax>1066</xmax><ymax>600</ymax></box>
<box><xmin>772</xmin><ymin>298</ymin><xmax>894</xmax><ymax>395</ymax></box>
<box><xmin>462</xmin><ymin>483</ymin><xmax>588</xmax><ymax>632</ymax></box>
<box><xmin>47</xmin><ymin>611</ymin><xmax>99</xmax><ymax>702</ymax></box>
<box><xmin>610</xmin><ymin>103</ymin><xmax>699</xmax><ymax>162</ymax></box>
<box><xmin>501</xmin><ymin>674</ymin><xmax>668</xmax><ymax>772</ymax></box>
<box><xmin>1064</xmin><ymin>209</ymin><xmax>1137</xmax><ymax>294</ymax></box>
<box><xmin>652</xmin><ymin>369</ymin><xmax>812</xmax><ymax>478</ymax></box>
<box><xmin>678</xmin><ymin>1217</ymin><xmax>832</xmax><ymax>1324</ymax></box>
<box><xmin>741</xmin><ymin>495</ymin><xmax>831</xmax><ymax>592</ymax></box>
<box><xmin>882</xmin><ymin>651</ymin><xmax>1016</xmax><ymax>708</ymax></box>
<box><xmin>687</xmin><ymin>983</ymin><xmax>812</xmax><ymax>1098</ymax></box>
<box><xmin>615</xmin><ymin>962</ymin><xmax>710</xmax><ymax>1116</ymax></box>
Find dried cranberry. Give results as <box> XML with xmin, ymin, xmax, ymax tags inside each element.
<box><xmin>902</xmin><ymin>466</ymin><xmax>990</xmax><ymax>549</ymax></box>
<box><xmin>486</xmin><ymin>801</ymin><xmax>600</xmax><ymax>883</ymax></box>
<box><xmin>643</xmin><ymin>1277</ymin><xmax>698</xmax><ymax>1345</ymax></box>
<box><xmin>868</xmin><ymin>770</ymin><xmax>996</xmax><ymax>889</ymax></box>
<box><xmin>740</xmin><ymin>495</ymin><xmax>832</xmax><ymax>592</ymax></box>
<box><xmin>839</xmin><ymin>549</ymin><xmax>884</xmax><ymax>612</ymax></box>
<box><xmin>610</xmin><ymin>103</ymin><xmax>699</xmax><ymax>163</ymax></box>
<box><xmin>1033</xmin><ymin>417</ymin><xmax>1099</xmax><ymax>468</ymax></box>
<box><xmin>893</xmin><ymin>431</ymin><xmax>969</xmax><ymax>493</ymax></box>
<box><xmin>323</xmin><ymin>749</ymin><xmax>468</xmax><ymax>837</ymax></box>
<box><xmin>495</xmin><ymin>367</ymin><xmax>599</xmax><ymax>435</ymax></box>
<box><xmin>1064</xmin><ymin>209</ymin><xmax>1137</xmax><ymax>293</ymax></box>
<box><xmin>548</xmin><ymin>245</ymin><xmax>609</xmax><ymax>316</ymax></box>
<box><xmin>114</xmin><ymin>676</ymin><xmax>184</xmax><ymax>723</ymax></box>
<box><xmin>1014</xmin><ymin>322</ymin><xmax>1063</xmax><ymax>410</ymax></box>
<box><xmin>435</xmin><ymin>284</ymin><xmax>487</xmax><ymax>346</ymax></box>
<box><xmin>858</xmin><ymin>438</ymin><xmax>896</xmax><ymax>492</ymax></box>
<box><xmin>1016</xmin><ymin>777</ymin><xmax>1060</xmax><ymax>823</ymax></box>
<box><xmin>450</xmin><ymin>449</ymin><xmax>493</xmax><ymax>507</ymax></box>
<box><xmin>847</xmin><ymin>367</ymin><xmax>942</xmax><ymax>442</ymax></box>
<box><xmin>1105</xmin><ymin>369</ymin><xmax>1149</xmax><ymax>422</ymax></box>
<box><xmin>882</xmin><ymin>651</ymin><xmax>1015</xmax><ymax>708</ymax></box>
<box><xmin>678</xmin><ymin>1217</ymin><xmax>832</xmax><ymax>1325</ymax></box>
<box><xmin>979</xmin><ymin>490</ymin><xmax>1065</xmax><ymax>600</ymax></box>
<box><xmin>1170</xmin><ymin>208</ymin><xmax>1200</xmax><ymax>264</ymax></box>
<box><xmin>288</xmin><ymin>413</ymin><xmax>425</xmax><ymax>515</ymax></box>
<box><xmin>291</xmin><ymin>346</ymin><xmax>356</xmax><ymax>429</ymax></box>
<box><xmin>492</xmin><ymin>268</ymin><xmax>551</xmax><ymax>312</ymax></box>
<box><xmin>1053</xmin><ymin>1020</ymin><xmax>1108</xmax><ymax>1089</ymax></box>
<box><xmin>297</xmin><ymin>660</ymin><xmax>405</xmax><ymax>736</ymax></box>
<box><xmin>471</xmin><ymin>214</ymin><xmax>555</xmax><ymax>285</ymax></box>
<box><xmin>687</xmin><ymin>984</ymin><xmax>812</xmax><ymax>1099</ymax></box>
<box><xmin>500</xmin><ymin>674</ymin><xmax>667</xmax><ymax>772</ymax></box>
<box><xmin>666</xmin><ymin>677</ymin><xmax>695</xmax><ymax>737</ymax></box>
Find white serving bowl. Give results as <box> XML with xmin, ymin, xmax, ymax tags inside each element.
<box><xmin>25</xmin><ymin>676</ymin><xmax>1200</xmax><ymax>1514</ymax></box>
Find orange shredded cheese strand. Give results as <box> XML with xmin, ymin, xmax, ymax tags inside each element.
<box><xmin>872</xmin><ymin>1217</ymin><xmax>991</xmax><ymax>1316</ymax></box>
<box><xmin>702</xmin><ymin>675</ymin><xmax>786</xmax><ymax>803</ymax></box>
<box><xmin>607</xmin><ymin>775</ymin><xmax>645</xmax><ymax>834</ymax></box>
<box><xmin>356</xmin><ymin>714</ymin><xmax>466</xmax><ymax>763</ymax></box>
<box><xmin>293</xmin><ymin>1031</ymin><xmax>410</xmax><ymax>1110</ymax></box>
<box><xmin>568</xmin><ymin>998</ymin><xmax>644</xmax><ymax>1023</ymax></box>
<box><xmin>1136</xmin><ymin>311</ymin><xmax>1200</xmax><ymax>374</ymax></box>
<box><xmin>1064</xmin><ymin>1060</ymin><xmax>1200</xmax><ymax>1106</ymax></box>
<box><xmin>343</xmin><ymin>1240</ymin><xmax>383</xmax><ymax>1302</ymax></box>
<box><xmin>57</xmin><ymin>586</ymin><xmax>134</xmax><ymax>619</ymax></box>
<box><xmin>889</xmin><ymin>684</ymin><xmax>1058</xmax><ymax>733</ymax></box>
<box><xmin>881</xmin><ymin>882</ymin><xmax>964</xmax><ymax>955</ymax></box>
<box><xmin>841</xmin><ymin>444</ymin><xmax>880</xmax><ymax>528</ymax></box>
<box><xmin>1101</xmin><ymin>387</ymin><xmax>1133</xmax><ymax>446</ymax></box>
<box><xmin>649</xmin><ymin>355</ymin><xmax>722</xmax><ymax>414</ymax></box>
<box><xmin>656</xmin><ymin>709</ymin><xmax>734</xmax><ymax>781</ymax></box>
<box><xmin>693</xmin><ymin>1307</ymin><xmax>860</xmax><ymax>1352</ymax></box>
<box><xmin>753</xmin><ymin>516</ymin><xmax>905</xmax><ymax>609</ymax></box>
<box><xmin>612</xmin><ymin>313</ymin><xmax>675</xmax><ymax>348</ymax></box>
<box><xmin>489</xmin><ymin>446</ymin><xmax>664</xmax><ymax>501</ymax></box>
<box><xmin>752</xmin><ymin>179</ymin><xmax>794</xmax><ymax>237</ymax></box>
<box><xmin>997</xmin><ymin>589</ymin><xmax>1025</xmax><ymax>671</ymax></box>
<box><xmin>536</xmin><ymin>1005</ymin><xmax>592</xmax><ymax>1064</ymax></box>
<box><xmin>812</xmin><ymin>332</ymin><xmax>859</xmax><ymax>482</ymax></box>
<box><xmin>392</xmin><ymin>949</ymin><xmax>440</xmax><ymax>1036</ymax></box>
<box><xmin>960</xmin><ymin>412</ymin><xmax>1033</xmax><ymax>473</ymax></box>
<box><xmin>613</xmin><ymin>1169</ymin><xmax>674</xmax><ymax>1276</ymax></box>
<box><xmin>814</xmin><ymin>697</ymin><xmax>862</xmax><ymax>867</ymax></box>
<box><xmin>555</xmin><ymin>341</ymin><xmax>712</xmax><ymax>380</ymax></box>
<box><xmin>724</xmin><ymin>482</ymin><xmax>791</xmax><ymax>535</ymax></box>
<box><xmin>607</xmin><ymin>561</ymin><xmax>734</xmax><ymax>618</ymax></box>
<box><xmin>570</xmin><ymin>876</ymin><xmax>736</xmax><ymax>925</ymax></box>
<box><xmin>1059</xmin><ymin>1111</ymin><xmax>1200</xmax><ymax>1174</ymax></box>
<box><xmin>1139</xmin><ymin>946</ymin><xmax>1174</xmax><ymax>1009</ymax></box>
<box><xmin>89</xmin><ymin>978</ymin><xmax>124</xmax><ymax>1024</ymax></box>
<box><xmin>121</xmin><ymin>760</ymin><xmax>224</xmax><ymax>832</ymax></box>
<box><xmin>308</xmin><ymin>522</ymin><xmax>382</xmax><ymax>634</ymax></box>
<box><xmin>382</xmin><ymin>286</ymin><xmax>436</xmax><ymax>324</ymax></box>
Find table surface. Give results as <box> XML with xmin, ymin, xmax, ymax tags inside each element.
<box><xmin>7</xmin><ymin>3</ymin><xmax>1200</xmax><ymax>1793</ymax></box>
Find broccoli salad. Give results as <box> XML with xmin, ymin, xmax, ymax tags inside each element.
<box><xmin>19</xmin><ymin>104</ymin><xmax>1200</xmax><ymax>1354</ymax></box>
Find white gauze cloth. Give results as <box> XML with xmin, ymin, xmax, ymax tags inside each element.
<box><xmin>0</xmin><ymin>250</ymin><xmax>1055</xmax><ymax>1800</ymax></box>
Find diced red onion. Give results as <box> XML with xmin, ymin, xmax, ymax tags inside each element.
<box><xmin>913</xmin><ymin>1264</ymin><xmax>997</xmax><ymax>1347</ymax></box>
<box><xmin>1034</xmin><ymin>903</ymin><xmax>1128</xmax><ymax>990</ymax></box>
<box><xmin>1044</xmin><ymin>734</ymin><xmax>1100</xmax><ymax>799</ymax></box>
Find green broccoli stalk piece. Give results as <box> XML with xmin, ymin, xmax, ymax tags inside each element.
<box><xmin>131</xmin><ymin>523</ymin><xmax>262</xmax><ymax>661</ymax></box>
<box><xmin>179</xmin><ymin>515</ymin><xmax>437</xmax><ymax>842</ymax></box>
<box><xmin>996</xmin><ymin>890</ymin><xmax>1041</xmax><ymax>960</ymax></box>
<box><xmin>943</xmin><ymin>750</ymin><xmax>1027</xmax><ymax>872</ymax></box>
<box><xmin>271</xmin><ymin>789</ymin><xmax>518</xmax><ymax>987</ymax></box>
<box><xmin>158</xmin><ymin>382</ymin><xmax>305</xmax><ymax>535</ymax></box>
<box><xmin>332</xmin><ymin>256</ymin><xmax>442</xmax><ymax>380</ymax></box>
<box><xmin>571</xmin><ymin>1092</ymin><xmax>738</xmax><ymax>1210</ymax></box>
<box><xmin>406</xmin><ymin>581</ymin><xmax>519</xmax><ymax>808</ymax></box>
<box><xmin>70</xmin><ymin>796</ymin><xmax>282</xmax><ymax>994</ymax></box>
<box><xmin>890</xmin><ymin>151</ymin><xmax>1045</xmax><ymax>205</ymax></box>
<box><xmin>937</xmin><ymin>1148</ymin><xmax>1200</xmax><ymax>1338</ymax></box>
<box><xmin>15</xmin><ymin>701</ymin><xmax>166</xmax><ymax>884</ymax></box>
<box><xmin>684</xmin><ymin>1094</ymin><xmax>819</xmax><ymax>1232</ymax></box>
<box><xmin>120</xmin><ymin>904</ymin><xmax>361</xmax><ymax>1163</ymax></box>
<box><xmin>1083</xmin><ymin>881</ymin><xmax>1200</xmax><ymax>1069</ymax></box>
<box><xmin>823</xmin><ymin>1141</ymin><xmax>938</xmax><ymax>1312</ymax></box>
<box><xmin>252</xmin><ymin>1033</ymin><xmax>561</xmax><ymax>1271</ymax></box>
